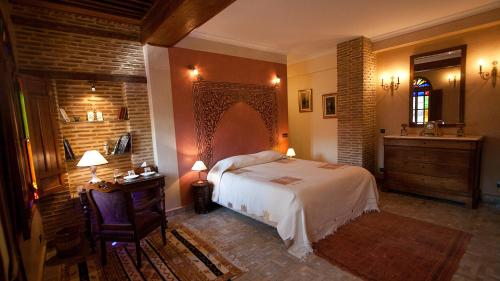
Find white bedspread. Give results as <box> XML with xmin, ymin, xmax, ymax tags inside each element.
<box><xmin>208</xmin><ymin>151</ymin><xmax>379</xmax><ymax>258</ymax></box>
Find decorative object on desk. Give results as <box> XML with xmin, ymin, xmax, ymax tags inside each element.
<box><xmin>298</xmin><ymin>89</ymin><xmax>313</xmax><ymax>112</ymax></box>
<box><xmin>63</xmin><ymin>138</ymin><xmax>75</xmax><ymax>160</ymax></box>
<box><xmin>59</xmin><ymin>108</ymin><xmax>70</xmax><ymax>122</ymax></box>
<box><xmin>124</xmin><ymin>170</ymin><xmax>139</xmax><ymax>181</ymax></box>
<box><xmin>113</xmin><ymin>169</ymin><xmax>121</xmax><ymax>180</ymax></box>
<box><xmin>87</xmin><ymin>111</ymin><xmax>95</xmax><ymax>122</ymax></box>
<box><xmin>118</xmin><ymin>106</ymin><xmax>128</xmax><ymax>120</ymax></box>
<box><xmin>191</xmin><ymin>160</ymin><xmax>207</xmax><ymax>183</ymax></box>
<box><xmin>400</xmin><ymin>123</ymin><xmax>408</xmax><ymax>136</ymax></box>
<box><xmin>111</xmin><ymin>133</ymin><xmax>131</xmax><ymax>155</ymax></box>
<box><xmin>141</xmin><ymin>167</ymin><xmax>155</xmax><ymax>177</ymax></box>
<box><xmin>77</xmin><ymin>150</ymin><xmax>108</xmax><ymax>183</ymax></box>
<box><xmin>456</xmin><ymin>123</ymin><xmax>465</xmax><ymax>137</ymax></box>
<box><xmin>322</xmin><ymin>93</ymin><xmax>337</xmax><ymax>118</ymax></box>
<box><xmin>286</xmin><ymin>147</ymin><xmax>296</xmax><ymax>158</ymax></box>
<box><xmin>192</xmin><ymin>180</ymin><xmax>211</xmax><ymax>214</ymax></box>
<box><xmin>139</xmin><ymin>162</ymin><xmax>155</xmax><ymax>176</ymax></box>
<box><xmin>96</xmin><ymin>111</ymin><xmax>104</xmax><ymax>121</ymax></box>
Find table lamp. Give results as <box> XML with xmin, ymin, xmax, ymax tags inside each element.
<box><xmin>77</xmin><ymin>150</ymin><xmax>108</xmax><ymax>183</ymax></box>
<box><xmin>286</xmin><ymin>148</ymin><xmax>296</xmax><ymax>158</ymax></box>
<box><xmin>191</xmin><ymin>160</ymin><xmax>207</xmax><ymax>183</ymax></box>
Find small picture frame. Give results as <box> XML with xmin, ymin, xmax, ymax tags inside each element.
<box><xmin>87</xmin><ymin>111</ymin><xmax>95</xmax><ymax>122</ymax></box>
<box><xmin>322</xmin><ymin>93</ymin><xmax>337</xmax><ymax>119</ymax></box>
<box><xmin>298</xmin><ymin>89</ymin><xmax>313</xmax><ymax>112</ymax></box>
<box><xmin>96</xmin><ymin>111</ymin><xmax>104</xmax><ymax>121</ymax></box>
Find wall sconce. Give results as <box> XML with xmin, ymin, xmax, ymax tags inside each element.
<box><xmin>272</xmin><ymin>76</ymin><xmax>281</xmax><ymax>86</ymax></box>
<box><xmin>90</xmin><ymin>81</ymin><xmax>96</xmax><ymax>92</ymax></box>
<box><xmin>380</xmin><ymin>75</ymin><xmax>400</xmax><ymax>95</ymax></box>
<box><xmin>448</xmin><ymin>74</ymin><xmax>457</xmax><ymax>88</ymax></box>
<box><xmin>479</xmin><ymin>59</ymin><xmax>497</xmax><ymax>87</ymax></box>
<box><xmin>189</xmin><ymin>65</ymin><xmax>201</xmax><ymax>81</ymax></box>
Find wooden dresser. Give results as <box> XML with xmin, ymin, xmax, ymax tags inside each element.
<box><xmin>384</xmin><ymin>135</ymin><xmax>483</xmax><ymax>208</ymax></box>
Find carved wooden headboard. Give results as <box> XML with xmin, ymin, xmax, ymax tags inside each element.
<box><xmin>192</xmin><ymin>81</ymin><xmax>278</xmax><ymax>167</ymax></box>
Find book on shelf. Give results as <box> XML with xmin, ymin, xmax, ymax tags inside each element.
<box><xmin>118</xmin><ymin>106</ymin><xmax>129</xmax><ymax>120</ymax></box>
<box><xmin>112</xmin><ymin>133</ymin><xmax>131</xmax><ymax>155</ymax></box>
<box><xmin>59</xmin><ymin>108</ymin><xmax>70</xmax><ymax>122</ymax></box>
<box><xmin>63</xmin><ymin>138</ymin><xmax>75</xmax><ymax>160</ymax></box>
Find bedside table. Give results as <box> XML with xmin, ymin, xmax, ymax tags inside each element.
<box><xmin>192</xmin><ymin>181</ymin><xmax>211</xmax><ymax>214</ymax></box>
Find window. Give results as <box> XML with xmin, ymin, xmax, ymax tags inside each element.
<box><xmin>411</xmin><ymin>77</ymin><xmax>432</xmax><ymax>125</ymax></box>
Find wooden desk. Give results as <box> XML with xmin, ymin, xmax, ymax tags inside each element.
<box><xmin>79</xmin><ymin>174</ymin><xmax>166</xmax><ymax>251</ymax></box>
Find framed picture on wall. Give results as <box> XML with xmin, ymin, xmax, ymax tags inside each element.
<box><xmin>298</xmin><ymin>89</ymin><xmax>313</xmax><ymax>112</ymax></box>
<box><xmin>322</xmin><ymin>93</ymin><xmax>337</xmax><ymax>118</ymax></box>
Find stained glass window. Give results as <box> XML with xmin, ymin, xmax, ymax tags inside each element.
<box><xmin>411</xmin><ymin>77</ymin><xmax>432</xmax><ymax>125</ymax></box>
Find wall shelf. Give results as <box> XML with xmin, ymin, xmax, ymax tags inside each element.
<box><xmin>60</xmin><ymin>119</ymin><xmax>129</xmax><ymax>125</ymax></box>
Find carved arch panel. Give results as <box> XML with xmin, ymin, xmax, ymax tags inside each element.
<box><xmin>192</xmin><ymin>81</ymin><xmax>278</xmax><ymax>167</ymax></box>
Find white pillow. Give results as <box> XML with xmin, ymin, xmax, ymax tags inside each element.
<box><xmin>219</xmin><ymin>154</ymin><xmax>257</xmax><ymax>170</ymax></box>
<box><xmin>248</xmin><ymin>150</ymin><xmax>284</xmax><ymax>163</ymax></box>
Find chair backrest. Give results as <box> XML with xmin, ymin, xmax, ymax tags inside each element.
<box><xmin>88</xmin><ymin>189</ymin><xmax>132</xmax><ymax>225</ymax></box>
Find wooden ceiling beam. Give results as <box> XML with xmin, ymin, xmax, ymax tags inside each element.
<box><xmin>57</xmin><ymin>0</ymin><xmax>146</xmax><ymax>19</ymax></box>
<box><xmin>141</xmin><ymin>0</ymin><xmax>236</xmax><ymax>46</ymax></box>
<box><xmin>10</xmin><ymin>0</ymin><xmax>142</xmax><ymax>25</ymax></box>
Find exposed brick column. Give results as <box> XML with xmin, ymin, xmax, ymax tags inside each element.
<box><xmin>337</xmin><ymin>37</ymin><xmax>376</xmax><ymax>172</ymax></box>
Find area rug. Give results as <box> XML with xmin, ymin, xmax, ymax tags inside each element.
<box><xmin>314</xmin><ymin>211</ymin><xmax>471</xmax><ymax>281</ymax></box>
<box><xmin>53</xmin><ymin>226</ymin><xmax>244</xmax><ymax>281</ymax></box>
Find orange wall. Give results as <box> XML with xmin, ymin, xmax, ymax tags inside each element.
<box><xmin>168</xmin><ymin>47</ymin><xmax>288</xmax><ymax>205</ymax></box>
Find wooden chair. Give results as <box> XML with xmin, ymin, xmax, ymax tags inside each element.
<box><xmin>85</xmin><ymin>180</ymin><xmax>166</xmax><ymax>268</ymax></box>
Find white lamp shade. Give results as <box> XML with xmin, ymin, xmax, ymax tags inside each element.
<box><xmin>191</xmin><ymin>160</ymin><xmax>207</xmax><ymax>171</ymax></box>
<box><xmin>77</xmin><ymin>150</ymin><xmax>108</xmax><ymax>167</ymax></box>
<box><xmin>286</xmin><ymin>148</ymin><xmax>296</xmax><ymax>157</ymax></box>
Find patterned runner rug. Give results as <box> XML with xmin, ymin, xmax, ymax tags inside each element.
<box><xmin>51</xmin><ymin>226</ymin><xmax>244</xmax><ymax>281</ymax></box>
<box><xmin>314</xmin><ymin>211</ymin><xmax>472</xmax><ymax>281</ymax></box>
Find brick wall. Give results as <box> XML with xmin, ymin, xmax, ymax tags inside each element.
<box><xmin>337</xmin><ymin>37</ymin><xmax>376</xmax><ymax>172</ymax></box>
<box><xmin>11</xmin><ymin>4</ymin><xmax>153</xmax><ymax>242</ymax></box>
<box><xmin>123</xmin><ymin>82</ymin><xmax>155</xmax><ymax>167</ymax></box>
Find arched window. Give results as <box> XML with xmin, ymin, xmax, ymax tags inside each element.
<box><xmin>411</xmin><ymin>77</ymin><xmax>432</xmax><ymax>124</ymax></box>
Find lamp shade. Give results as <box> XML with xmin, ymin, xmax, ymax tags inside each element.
<box><xmin>77</xmin><ymin>150</ymin><xmax>108</xmax><ymax>167</ymax></box>
<box><xmin>191</xmin><ymin>160</ymin><xmax>207</xmax><ymax>171</ymax></box>
<box><xmin>286</xmin><ymin>148</ymin><xmax>296</xmax><ymax>157</ymax></box>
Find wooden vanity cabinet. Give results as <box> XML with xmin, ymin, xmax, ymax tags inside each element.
<box><xmin>383</xmin><ymin>136</ymin><xmax>483</xmax><ymax>208</ymax></box>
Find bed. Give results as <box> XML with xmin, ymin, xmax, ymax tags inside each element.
<box><xmin>208</xmin><ymin>150</ymin><xmax>379</xmax><ymax>259</ymax></box>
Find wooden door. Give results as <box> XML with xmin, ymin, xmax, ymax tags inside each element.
<box><xmin>21</xmin><ymin>76</ymin><xmax>66</xmax><ymax>195</ymax></box>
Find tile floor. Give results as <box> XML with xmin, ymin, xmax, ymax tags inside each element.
<box><xmin>169</xmin><ymin>191</ymin><xmax>500</xmax><ymax>281</ymax></box>
<box><xmin>43</xmin><ymin>191</ymin><xmax>500</xmax><ymax>280</ymax></box>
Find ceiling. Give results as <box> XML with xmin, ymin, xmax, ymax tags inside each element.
<box><xmin>188</xmin><ymin>0</ymin><xmax>500</xmax><ymax>64</ymax></box>
<box><xmin>48</xmin><ymin>0</ymin><xmax>156</xmax><ymax>20</ymax></box>
<box><xmin>12</xmin><ymin>0</ymin><xmax>157</xmax><ymax>23</ymax></box>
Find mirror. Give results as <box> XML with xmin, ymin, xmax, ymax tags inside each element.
<box><xmin>409</xmin><ymin>45</ymin><xmax>466</xmax><ymax>127</ymax></box>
